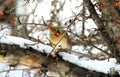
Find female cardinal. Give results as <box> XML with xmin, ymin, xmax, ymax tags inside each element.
<box><xmin>48</xmin><ymin>24</ymin><xmax>69</xmax><ymax>50</ymax></box>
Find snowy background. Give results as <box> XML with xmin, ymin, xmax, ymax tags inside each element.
<box><xmin>0</xmin><ymin>0</ymin><xmax>120</xmax><ymax>77</ymax></box>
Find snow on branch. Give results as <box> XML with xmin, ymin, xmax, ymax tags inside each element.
<box><xmin>0</xmin><ymin>35</ymin><xmax>119</xmax><ymax>74</ymax></box>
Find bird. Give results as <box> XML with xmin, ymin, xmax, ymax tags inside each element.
<box><xmin>48</xmin><ymin>24</ymin><xmax>69</xmax><ymax>50</ymax></box>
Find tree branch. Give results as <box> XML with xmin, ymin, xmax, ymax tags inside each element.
<box><xmin>0</xmin><ymin>43</ymin><xmax>108</xmax><ymax>77</ymax></box>
<box><xmin>84</xmin><ymin>0</ymin><xmax>120</xmax><ymax>62</ymax></box>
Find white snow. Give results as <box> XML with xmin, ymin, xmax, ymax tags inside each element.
<box><xmin>0</xmin><ymin>35</ymin><xmax>52</xmax><ymax>54</ymax></box>
<box><xmin>0</xmin><ymin>23</ymin><xmax>11</xmax><ymax>35</ymax></box>
<box><xmin>0</xmin><ymin>0</ymin><xmax>120</xmax><ymax>77</ymax></box>
<box><xmin>59</xmin><ymin>52</ymin><xmax>119</xmax><ymax>74</ymax></box>
<box><xmin>0</xmin><ymin>63</ymin><xmax>37</xmax><ymax>77</ymax></box>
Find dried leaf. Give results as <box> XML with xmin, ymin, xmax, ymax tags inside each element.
<box><xmin>115</xmin><ymin>19</ymin><xmax>120</xmax><ymax>24</ymax></box>
<box><xmin>116</xmin><ymin>38</ymin><xmax>120</xmax><ymax>44</ymax></box>
<box><xmin>114</xmin><ymin>1</ymin><xmax>120</xmax><ymax>8</ymax></box>
<box><xmin>99</xmin><ymin>3</ymin><xmax>105</xmax><ymax>12</ymax></box>
<box><xmin>64</xmin><ymin>19</ymin><xmax>73</xmax><ymax>26</ymax></box>
<box><xmin>20</xmin><ymin>54</ymin><xmax>42</xmax><ymax>69</ymax></box>
<box><xmin>37</xmin><ymin>35</ymin><xmax>41</xmax><ymax>43</ymax></box>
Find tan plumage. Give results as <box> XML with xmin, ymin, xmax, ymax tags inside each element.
<box><xmin>0</xmin><ymin>54</ymin><xmax>42</xmax><ymax>69</ymax></box>
<box><xmin>19</xmin><ymin>54</ymin><xmax>42</xmax><ymax>69</ymax></box>
<box><xmin>48</xmin><ymin>24</ymin><xmax>69</xmax><ymax>49</ymax></box>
